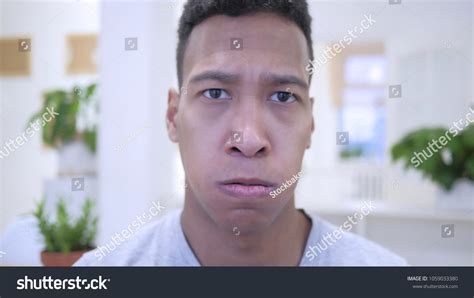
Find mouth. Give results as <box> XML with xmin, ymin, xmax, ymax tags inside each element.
<box><xmin>217</xmin><ymin>178</ymin><xmax>276</xmax><ymax>199</ymax></box>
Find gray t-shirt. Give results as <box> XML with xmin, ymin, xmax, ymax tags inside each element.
<box><xmin>74</xmin><ymin>209</ymin><xmax>407</xmax><ymax>266</ymax></box>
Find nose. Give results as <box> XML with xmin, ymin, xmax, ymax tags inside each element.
<box><xmin>224</xmin><ymin>101</ymin><xmax>271</xmax><ymax>158</ymax></box>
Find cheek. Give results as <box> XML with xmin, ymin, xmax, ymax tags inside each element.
<box><xmin>177</xmin><ymin>107</ymin><xmax>222</xmax><ymax>180</ymax></box>
<box><xmin>271</xmin><ymin>109</ymin><xmax>312</xmax><ymax>146</ymax></box>
<box><xmin>270</xmin><ymin>113</ymin><xmax>312</xmax><ymax>169</ymax></box>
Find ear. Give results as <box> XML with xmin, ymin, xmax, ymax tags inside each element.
<box><xmin>166</xmin><ymin>88</ymin><xmax>180</xmax><ymax>143</ymax></box>
<box><xmin>307</xmin><ymin>96</ymin><xmax>315</xmax><ymax>149</ymax></box>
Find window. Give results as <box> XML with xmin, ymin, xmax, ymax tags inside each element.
<box><xmin>331</xmin><ymin>44</ymin><xmax>386</xmax><ymax>160</ymax></box>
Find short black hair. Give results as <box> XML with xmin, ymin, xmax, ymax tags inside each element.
<box><xmin>176</xmin><ymin>0</ymin><xmax>314</xmax><ymax>87</ymax></box>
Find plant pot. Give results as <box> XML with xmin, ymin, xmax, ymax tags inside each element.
<box><xmin>41</xmin><ymin>249</ymin><xmax>92</xmax><ymax>267</ymax></box>
<box><xmin>58</xmin><ymin>140</ymin><xmax>96</xmax><ymax>176</ymax></box>
<box><xmin>437</xmin><ymin>180</ymin><xmax>474</xmax><ymax>211</ymax></box>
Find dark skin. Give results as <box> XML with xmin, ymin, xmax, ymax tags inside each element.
<box><xmin>166</xmin><ymin>13</ymin><xmax>314</xmax><ymax>266</ymax></box>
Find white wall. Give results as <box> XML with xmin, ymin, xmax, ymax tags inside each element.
<box><xmin>0</xmin><ymin>0</ymin><xmax>99</xmax><ymax>232</ymax></box>
<box><xmin>96</xmin><ymin>0</ymin><xmax>181</xmax><ymax>243</ymax></box>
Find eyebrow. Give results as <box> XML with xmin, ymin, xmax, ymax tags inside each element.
<box><xmin>189</xmin><ymin>70</ymin><xmax>239</xmax><ymax>85</ymax></box>
<box><xmin>263</xmin><ymin>73</ymin><xmax>309</xmax><ymax>89</ymax></box>
<box><xmin>189</xmin><ymin>70</ymin><xmax>308</xmax><ymax>89</ymax></box>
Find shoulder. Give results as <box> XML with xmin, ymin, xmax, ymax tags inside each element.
<box><xmin>74</xmin><ymin>209</ymin><xmax>182</xmax><ymax>266</ymax></box>
<box><xmin>302</xmin><ymin>212</ymin><xmax>408</xmax><ymax>266</ymax></box>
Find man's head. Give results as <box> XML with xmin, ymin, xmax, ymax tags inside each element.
<box><xmin>176</xmin><ymin>0</ymin><xmax>314</xmax><ymax>87</ymax></box>
<box><xmin>166</xmin><ymin>0</ymin><xmax>314</xmax><ymax>234</ymax></box>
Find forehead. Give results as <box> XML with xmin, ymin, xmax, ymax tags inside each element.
<box><xmin>182</xmin><ymin>13</ymin><xmax>310</xmax><ymax>85</ymax></box>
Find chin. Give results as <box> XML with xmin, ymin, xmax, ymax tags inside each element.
<box><xmin>217</xmin><ymin>205</ymin><xmax>276</xmax><ymax>233</ymax></box>
<box><xmin>196</xmin><ymin>187</ymin><xmax>285</xmax><ymax>232</ymax></box>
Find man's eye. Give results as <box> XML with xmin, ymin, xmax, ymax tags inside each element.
<box><xmin>203</xmin><ymin>89</ymin><xmax>231</xmax><ymax>100</ymax></box>
<box><xmin>269</xmin><ymin>91</ymin><xmax>297</xmax><ymax>103</ymax></box>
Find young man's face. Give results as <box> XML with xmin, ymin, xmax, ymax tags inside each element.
<box><xmin>167</xmin><ymin>13</ymin><xmax>314</xmax><ymax>233</ymax></box>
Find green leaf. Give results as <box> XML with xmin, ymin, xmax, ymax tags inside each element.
<box><xmin>28</xmin><ymin>84</ymin><xmax>98</xmax><ymax>152</ymax></box>
<box><xmin>32</xmin><ymin>198</ymin><xmax>98</xmax><ymax>253</ymax></box>
<box><xmin>391</xmin><ymin>126</ymin><xmax>474</xmax><ymax>190</ymax></box>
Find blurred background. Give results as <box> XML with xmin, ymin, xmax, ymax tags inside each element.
<box><xmin>0</xmin><ymin>0</ymin><xmax>473</xmax><ymax>266</ymax></box>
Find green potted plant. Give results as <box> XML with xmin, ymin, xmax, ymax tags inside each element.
<box><xmin>340</xmin><ymin>147</ymin><xmax>364</xmax><ymax>160</ymax></box>
<box><xmin>391</xmin><ymin>125</ymin><xmax>474</xmax><ymax>209</ymax></box>
<box><xmin>34</xmin><ymin>198</ymin><xmax>98</xmax><ymax>266</ymax></box>
<box><xmin>29</xmin><ymin>83</ymin><xmax>98</xmax><ymax>175</ymax></box>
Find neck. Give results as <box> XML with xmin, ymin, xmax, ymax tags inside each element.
<box><xmin>181</xmin><ymin>192</ymin><xmax>311</xmax><ymax>266</ymax></box>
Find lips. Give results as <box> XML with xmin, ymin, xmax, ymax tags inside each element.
<box><xmin>218</xmin><ymin>178</ymin><xmax>276</xmax><ymax>199</ymax></box>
